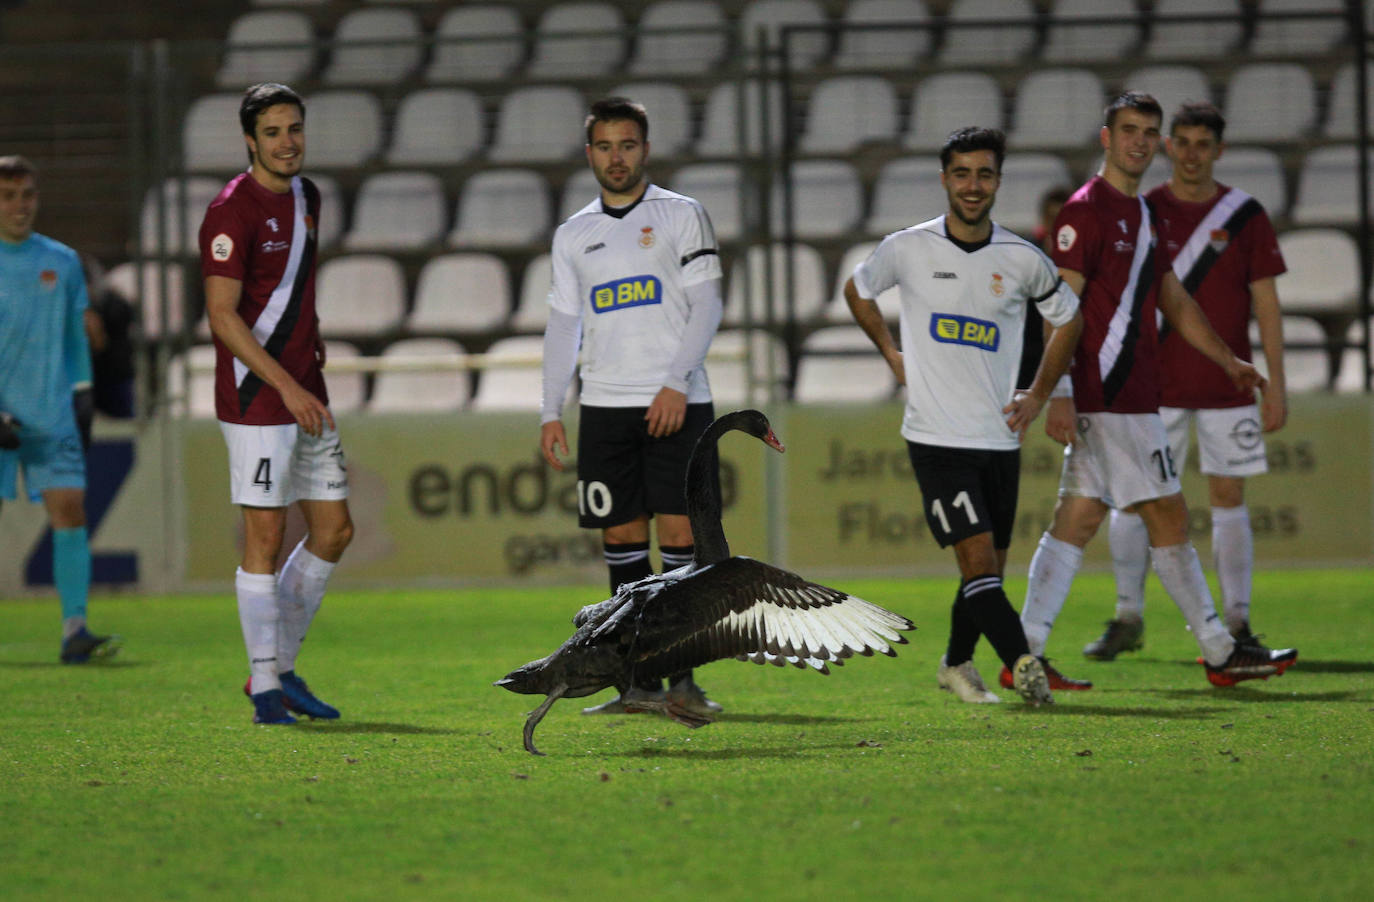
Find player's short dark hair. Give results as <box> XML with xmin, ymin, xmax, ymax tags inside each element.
<box><xmin>239</xmin><ymin>83</ymin><xmax>305</xmax><ymax>136</ymax></box>
<box><xmin>939</xmin><ymin>126</ymin><xmax>1006</xmax><ymax>172</ymax></box>
<box><xmin>1170</xmin><ymin>101</ymin><xmax>1226</xmax><ymax>141</ymax></box>
<box><xmin>585</xmin><ymin>97</ymin><xmax>649</xmax><ymax>144</ymax></box>
<box><xmin>0</xmin><ymin>154</ymin><xmax>38</xmax><ymax>181</ymax></box>
<box><xmin>1104</xmin><ymin>91</ymin><xmax>1163</xmax><ymax>129</ymax></box>
<box><xmin>1039</xmin><ymin>185</ymin><xmax>1072</xmax><ymax>218</ymax></box>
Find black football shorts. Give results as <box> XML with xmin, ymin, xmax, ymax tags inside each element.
<box><xmin>906</xmin><ymin>441</ymin><xmax>1020</xmax><ymax>549</ymax></box>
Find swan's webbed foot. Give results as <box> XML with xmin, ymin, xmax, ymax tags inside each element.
<box><xmin>621</xmin><ymin>686</ymin><xmax>716</xmax><ymax>729</ymax></box>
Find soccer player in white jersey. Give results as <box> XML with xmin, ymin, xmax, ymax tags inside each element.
<box><xmin>540</xmin><ymin>97</ymin><xmax>725</xmax><ymax>718</ymax></box>
<box><xmin>844</xmin><ymin>127</ymin><xmax>1084</xmax><ymax>705</ymax></box>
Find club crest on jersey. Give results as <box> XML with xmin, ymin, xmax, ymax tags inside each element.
<box><xmin>1209</xmin><ymin>228</ymin><xmax>1229</xmax><ymax>252</ymax></box>
<box><xmin>39</xmin><ymin>269</ymin><xmax>57</xmax><ymax>290</ymax></box>
<box><xmin>639</xmin><ymin>226</ymin><xmax>655</xmax><ymax>248</ymax></box>
<box><xmin>990</xmin><ymin>272</ymin><xmax>1005</xmax><ymax>297</ymax></box>
<box><xmin>304</xmin><ymin>214</ymin><xmax>316</xmax><ymax>240</ymax></box>
<box><xmin>930</xmin><ymin>313</ymin><xmax>999</xmax><ymax>351</ymax></box>
<box><xmin>591</xmin><ymin>275</ymin><xmax>662</xmax><ymax>313</ymax></box>
<box><xmin>266</xmin><ymin>217</ymin><xmax>280</xmax><ymax>233</ymax></box>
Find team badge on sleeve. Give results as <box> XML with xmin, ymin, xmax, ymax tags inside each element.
<box><xmin>211</xmin><ymin>233</ymin><xmax>235</xmax><ymax>262</ymax></box>
<box><xmin>1056</xmin><ymin>224</ymin><xmax>1077</xmax><ymax>251</ymax></box>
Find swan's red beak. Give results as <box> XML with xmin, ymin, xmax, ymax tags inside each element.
<box><xmin>764</xmin><ymin>429</ymin><xmax>785</xmax><ymax>454</ymax></box>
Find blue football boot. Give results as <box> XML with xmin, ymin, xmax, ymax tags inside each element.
<box><xmin>279</xmin><ymin>671</ymin><xmax>341</xmax><ymax>720</ymax></box>
<box><xmin>60</xmin><ymin>628</ymin><xmax>123</xmax><ymax>664</ymax></box>
<box><xmin>251</xmin><ymin>689</ymin><xmax>297</xmax><ymax>725</ymax></box>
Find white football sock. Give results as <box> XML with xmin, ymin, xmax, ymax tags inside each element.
<box><xmin>236</xmin><ymin>568</ymin><xmax>280</xmax><ymax>694</ymax></box>
<box><xmin>1211</xmin><ymin>505</ymin><xmax>1253</xmax><ymax>633</ymax></box>
<box><xmin>1108</xmin><ymin>510</ymin><xmax>1149</xmax><ymax>622</ymax></box>
<box><xmin>1150</xmin><ymin>542</ymin><xmax>1233</xmax><ymax>667</ymax></box>
<box><xmin>1020</xmin><ymin>533</ymin><xmax>1084</xmax><ymax>657</ymax></box>
<box><xmin>276</xmin><ymin>540</ymin><xmax>336</xmax><ymax>673</ymax></box>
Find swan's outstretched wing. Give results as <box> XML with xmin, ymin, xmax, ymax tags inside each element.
<box><xmin>623</xmin><ymin>556</ymin><xmax>914</xmax><ymax>680</ymax></box>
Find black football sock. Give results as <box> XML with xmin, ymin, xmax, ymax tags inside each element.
<box><xmin>961</xmin><ymin>574</ymin><xmax>1032</xmax><ymax>670</ymax></box>
<box><xmin>944</xmin><ymin>580</ymin><xmax>981</xmax><ymax>666</ymax></box>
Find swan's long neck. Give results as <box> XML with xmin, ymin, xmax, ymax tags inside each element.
<box><xmin>686</xmin><ymin>418</ymin><xmax>734</xmax><ymax>566</ymax></box>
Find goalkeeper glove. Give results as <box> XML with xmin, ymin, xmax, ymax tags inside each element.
<box><xmin>73</xmin><ymin>387</ymin><xmax>94</xmax><ymax>452</ymax></box>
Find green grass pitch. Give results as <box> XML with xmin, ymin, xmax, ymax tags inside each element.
<box><xmin>2</xmin><ymin>568</ymin><xmax>1371</xmax><ymax>901</ymax></box>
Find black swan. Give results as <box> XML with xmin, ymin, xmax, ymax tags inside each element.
<box><xmin>495</xmin><ymin>409</ymin><xmax>915</xmax><ymax>755</ymax></box>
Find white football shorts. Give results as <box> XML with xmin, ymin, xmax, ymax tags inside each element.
<box><xmin>1058</xmin><ymin>411</ymin><xmax>1182</xmax><ymax>510</ymax></box>
<box><xmin>1161</xmin><ymin>404</ymin><xmax>1268</xmax><ymax>478</ymax></box>
<box><xmin>219</xmin><ymin>421</ymin><xmax>350</xmax><ymax>507</ymax></box>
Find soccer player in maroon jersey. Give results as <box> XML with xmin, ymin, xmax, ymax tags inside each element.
<box><xmin>198</xmin><ymin>83</ymin><xmax>352</xmax><ymax>724</ymax></box>
<box><xmin>1008</xmin><ymin>92</ymin><xmax>1296</xmax><ymax>689</ymax></box>
<box><xmin>1086</xmin><ymin>101</ymin><xmax>1289</xmax><ymax>661</ymax></box>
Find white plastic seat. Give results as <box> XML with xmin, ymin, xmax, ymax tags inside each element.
<box><xmin>343</xmin><ymin>171</ymin><xmax>446</xmax><ymax>251</ymax></box>
<box><xmin>1223</xmin><ymin>63</ymin><xmax>1316</xmax><ymax>142</ymax></box>
<box><xmin>1146</xmin><ymin>0</ymin><xmax>1242</xmax><ymax>58</ymax></box>
<box><xmin>1275</xmin><ymin>229</ymin><xmax>1360</xmax><ymax>316</ymax></box>
<box><xmin>321</xmin><ymin>7</ymin><xmax>421</xmax><ymax>85</ymax></box>
<box><xmin>905</xmin><ymin>72</ymin><xmax>1002</xmax><ymax>151</ymax></box>
<box><xmin>739</xmin><ymin>0</ymin><xmax>830</xmax><ymax>70</ymax></box>
<box><xmin>139</xmin><ymin>177</ymin><xmax>224</xmax><ymax>256</ymax></box>
<box><xmin>824</xmin><ymin>241</ymin><xmax>899</xmax><ymax>323</ymax></box>
<box><xmin>833</xmin><ymin>0</ymin><xmax>931</xmax><ymax>71</ymax></box>
<box><xmin>1042</xmin><ymin>0</ymin><xmax>1137</xmax><ymax>63</ymax></box>
<box><xmin>1293</xmin><ymin>146</ymin><xmax>1374</xmax><ymax>225</ymax></box>
<box><xmin>369</xmin><ymin>338</ymin><xmax>470</xmax><ymax>412</ymax></box>
<box><xmin>409</xmin><ymin>254</ymin><xmax>512</xmax><ymax>334</ymax></box>
<box><xmin>607</xmin><ymin>82</ymin><xmax>692</xmax><ymax>157</ymax></box>
<box><xmin>708</xmin><ymin>328</ymin><xmax>792</xmax><ymax>405</ymax></box>
<box><xmin>1250</xmin><ymin>0</ymin><xmax>1347</xmax><ymax>56</ymax></box>
<box><xmin>669</xmin><ymin>163</ymin><xmax>753</xmax><ymax>242</ymax></box>
<box><xmin>724</xmin><ymin>243</ymin><xmax>828</xmax><ymax>326</ymax></box>
<box><xmin>301</xmin><ymin>91</ymin><xmax>383</xmax><ymax>167</ymax></box>
<box><xmin>793</xmin><ymin>325</ymin><xmax>897</xmax><ymax>403</ymax></box>
<box><xmin>629</xmin><ymin>0</ymin><xmax>728</xmax><ymax>76</ymax></box>
<box><xmin>994</xmin><ymin>153</ymin><xmax>1074</xmax><ymax>235</ymax></box>
<box><xmin>771</xmin><ymin>160</ymin><xmax>863</xmax><ymax>240</ymax></box>
<box><xmin>488</xmin><ymin>86</ymin><xmax>586</xmax><ymax>164</ymax></box>
<box><xmin>316</xmin><ymin>255</ymin><xmax>406</xmax><ymax>337</ymax></box>
<box><xmin>1258</xmin><ymin>316</ymin><xmax>1331</xmax><ymax>392</ymax></box>
<box><xmin>865</xmin><ymin>156</ymin><xmax>945</xmax><ymax>236</ymax></box>
<box><xmin>322</xmin><ymin>341</ymin><xmax>365</xmax><ymax>414</ymax></box>
<box><xmin>528</xmin><ymin>3</ymin><xmax>626</xmax><ymax>78</ymax></box>
<box><xmin>939</xmin><ymin>0</ymin><xmax>1035</xmax><ymax>65</ymax></box>
<box><xmin>1123</xmin><ymin>66</ymin><xmax>1213</xmax><ymax>123</ymax></box>
<box><xmin>168</xmin><ymin>345</ymin><xmax>218</xmax><ymax>418</ymax></box>
<box><xmin>217</xmin><ymin>11</ymin><xmax>315</xmax><ymax>90</ymax></box>
<box><xmin>427</xmin><ymin>5</ymin><xmax>525</xmax><ymax>83</ymax></box>
<box><xmin>1009</xmin><ymin>69</ymin><xmax>1104</xmax><ymax>149</ymax></box>
<box><xmin>696</xmin><ymin>80</ymin><xmax>785</xmax><ymax>157</ymax></box>
<box><xmin>1324</xmin><ymin>62</ymin><xmax>1374</xmax><ymax>139</ymax></box>
<box><xmin>1335</xmin><ymin>318</ymin><xmax>1372</xmax><ymax>393</ymax></box>
<box><xmin>1211</xmin><ymin>147</ymin><xmax>1287</xmax><ymax>220</ymax></box>
<box><xmin>471</xmin><ymin>335</ymin><xmax>552</xmax><ymax>411</ymax></box>
<box><xmin>183</xmin><ymin>94</ymin><xmax>249</xmax><ymax>173</ymax></box>
<box><xmin>449</xmin><ymin>169</ymin><xmax>551</xmax><ymax>248</ymax></box>
<box><xmin>1140</xmin><ymin>153</ymin><xmax>1172</xmax><ymax>195</ymax></box>
<box><xmin>106</xmin><ymin>261</ymin><xmax>188</xmax><ymax>338</ymax></box>
<box><xmin>511</xmin><ymin>254</ymin><xmax>554</xmax><ymax>332</ymax></box>
<box><xmin>799</xmin><ymin>76</ymin><xmax>899</xmax><ymax>154</ymax></box>
<box><xmin>558</xmin><ymin>169</ymin><xmax>601</xmax><ymax>222</ymax></box>
<box><xmin>386</xmin><ymin>89</ymin><xmax>485</xmax><ymax>165</ymax></box>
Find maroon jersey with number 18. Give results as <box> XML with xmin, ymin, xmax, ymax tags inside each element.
<box><xmin>198</xmin><ymin>172</ymin><xmax>326</xmax><ymax>426</ymax></box>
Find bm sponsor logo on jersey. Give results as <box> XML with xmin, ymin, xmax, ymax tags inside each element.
<box><xmin>929</xmin><ymin>313</ymin><xmax>999</xmax><ymax>351</ymax></box>
<box><xmin>591</xmin><ymin>275</ymin><xmax>663</xmax><ymax>313</ymax></box>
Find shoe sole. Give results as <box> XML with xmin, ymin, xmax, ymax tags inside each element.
<box><xmin>1202</xmin><ymin>654</ymin><xmax>1298</xmax><ymax>687</ymax></box>
<box><xmin>1011</xmin><ymin>656</ymin><xmax>1054</xmax><ymax>706</ymax></box>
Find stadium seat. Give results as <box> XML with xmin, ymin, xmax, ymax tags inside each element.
<box><xmin>528</xmin><ymin>2</ymin><xmax>626</xmax><ymax>78</ymax></box>
<box><xmin>1140</xmin><ymin>152</ymin><xmax>1172</xmax><ymax>195</ymax></box>
<box><xmin>369</xmin><ymin>338</ymin><xmax>471</xmax><ymax>412</ymax></box>
<box><xmin>708</xmin><ymin>328</ymin><xmax>792</xmax><ymax>405</ymax></box>
<box><xmin>1008</xmin><ymin>69</ymin><xmax>1104</xmax><ymax>149</ymax></box>
<box><xmin>1250</xmin><ymin>0</ymin><xmax>1348</xmax><ymax>56</ymax></box>
<box><xmin>427</xmin><ymin>5</ymin><xmax>525</xmax><ymax>83</ymax></box>
<box><xmin>824</xmin><ymin>241</ymin><xmax>899</xmax><ymax>323</ymax></box>
<box><xmin>865</xmin><ymin>155</ymin><xmax>945</xmax><ymax>236</ymax></box>
<box><xmin>1334</xmin><ymin>318</ymin><xmax>1372</xmax><ymax>394</ymax></box>
<box><xmin>669</xmin><ymin>162</ymin><xmax>754</xmax><ymax>242</ymax></box>
<box><xmin>832</xmin><ymin>0</ymin><xmax>932</xmax><ymax>71</ymax></box>
<box><xmin>470</xmin><ymin>335</ymin><xmax>551</xmax><ymax>411</ymax></box>
<box><xmin>1324</xmin><ymin>62</ymin><xmax>1374</xmax><ymax>139</ymax></box>
<box><xmin>320</xmin><ymin>7</ymin><xmax>421</xmax><ymax>86</ymax></box>
<box><xmin>696</xmin><ymin>80</ymin><xmax>785</xmax><ymax>157</ymax></box>
<box><xmin>316</xmin><ymin>255</ymin><xmax>407</xmax><ymax>338</ymax></box>
<box><xmin>321</xmin><ymin>341</ymin><xmax>365</xmax><ymax>414</ymax></box>
<box><xmin>386</xmin><ymin>88</ymin><xmax>485</xmax><ymax>166</ymax></box>
<box><xmin>167</xmin><ymin>345</ymin><xmax>218</xmax><ymax>419</ymax></box>
<box><xmin>511</xmin><ymin>253</ymin><xmax>554</xmax><ymax>332</ymax></box>
<box><xmin>1041</xmin><ymin>0</ymin><xmax>1137</xmax><ymax>63</ymax></box>
<box><xmin>139</xmin><ymin>177</ymin><xmax>224</xmax><ymax>256</ymax></box>
<box><xmin>607</xmin><ymin>82</ymin><xmax>692</xmax><ymax>156</ymax></box>
<box><xmin>1211</xmin><ymin>147</ymin><xmax>1287</xmax><ymax>220</ymax></box>
<box><xmin>738</xmin><ymin>0</ymin><xmax>830</xmax><ymax>70</ymax></box>
<box><xmin>1122</xmin><ymin>65</ymin><xmax>1213</xmax><ymax>122</ymax></box>
<box><xmin>799</xmin><ymin>76</ymin><xmax>900</xmax><ymax>154</ymax></box>
<box><xmin>409</xmin><ymin>253</ymin><xmax>512</xmax><ymax>335</ymax></box>
<box><xmin>770</xmin><ymin>159</ymin><xmax>864</xmax><ymax>240</ymax></box>
<box><xmin>488</xmin><ymin>86</ymin><xmax>586</xmax><ymax>164</ymax></box>
<box><xmin>629</xmin><ymin>0</ymin><xmax>729</xmax><ymax>76</ymax></box>
<box><xmin>993</xmin><ymin>153</ymin><xmax>1074</xmax><ymax>235</ymax></box>
<box><xmin>1257</xmin><ymin>316</ymin><xmax>1331</xmax><ymax>392</ymax></box>
<box><xmin>216</xmin><ymin>11</ymin><xmax>315</xmax><ymax>90</ymax></box>
<box><xmin>1145</xmin><ymin>0</ymin><xmax>1242</xmax><ymax>59</ymax></box>
<box><xmin>939</xmin><ymin>0</ymin><xmax>1036</xmax><ymax>66</ymax></box>
<box><xmin>106</xmin><ymin>261</ymin><xmax>188</xmax><ymax>338</ymax></box>
<box><xmin>449</xmin><ymin>170</ymin><xmax>551</xmax><ymax>249</ymax></box>
<box><xmin>300</xmin><ymin>91</ymin><xmax>383</xmax><ymax>167</ymax></box>
<box><xmin>558</xmin><ymin>169</ymin><xmax>601</xmax><ymax>223</ymax></box>
<box><xmin>1292</xmin><ymin>146</ymin><xmax>1374</xmax><ymax>225</ymax></box>
<box><xmin>343</xmin><ymin>171</ymin><xmax>446</xmax><ymax>251</ymax></box>
<box><xmin>905</xmin><ymin>72</ymin><xmax>1003</xmax><ymax>151</ymax></box>
<box><xmin>724</xmin><ymin>243</ymin><xmax>828</xmax><ymax>327</ymax></box>
<box><xmin>1222</xmin><ymin>63</ymin><xmax>1316</xmax><ymax>142</ymax></box>
<box><xmin>1274</xmin><ymin>228</ymin><xmax>1360</xmax><ymax>317</ymax></box>
<box><xmin>793</xmin><ymin>325</ymin><xmax>897</xmax><ymax>402</ymax></box>
<box><xmin>183</xmin><ymin>94</ymin><xmax>249</xmax><ymax>173</ymax></box>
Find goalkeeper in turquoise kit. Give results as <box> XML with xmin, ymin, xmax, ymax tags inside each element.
<box><xmin>0</xmin><ymin>154</ymin><xmax>120</xmax><ymax>663</ymax></box>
